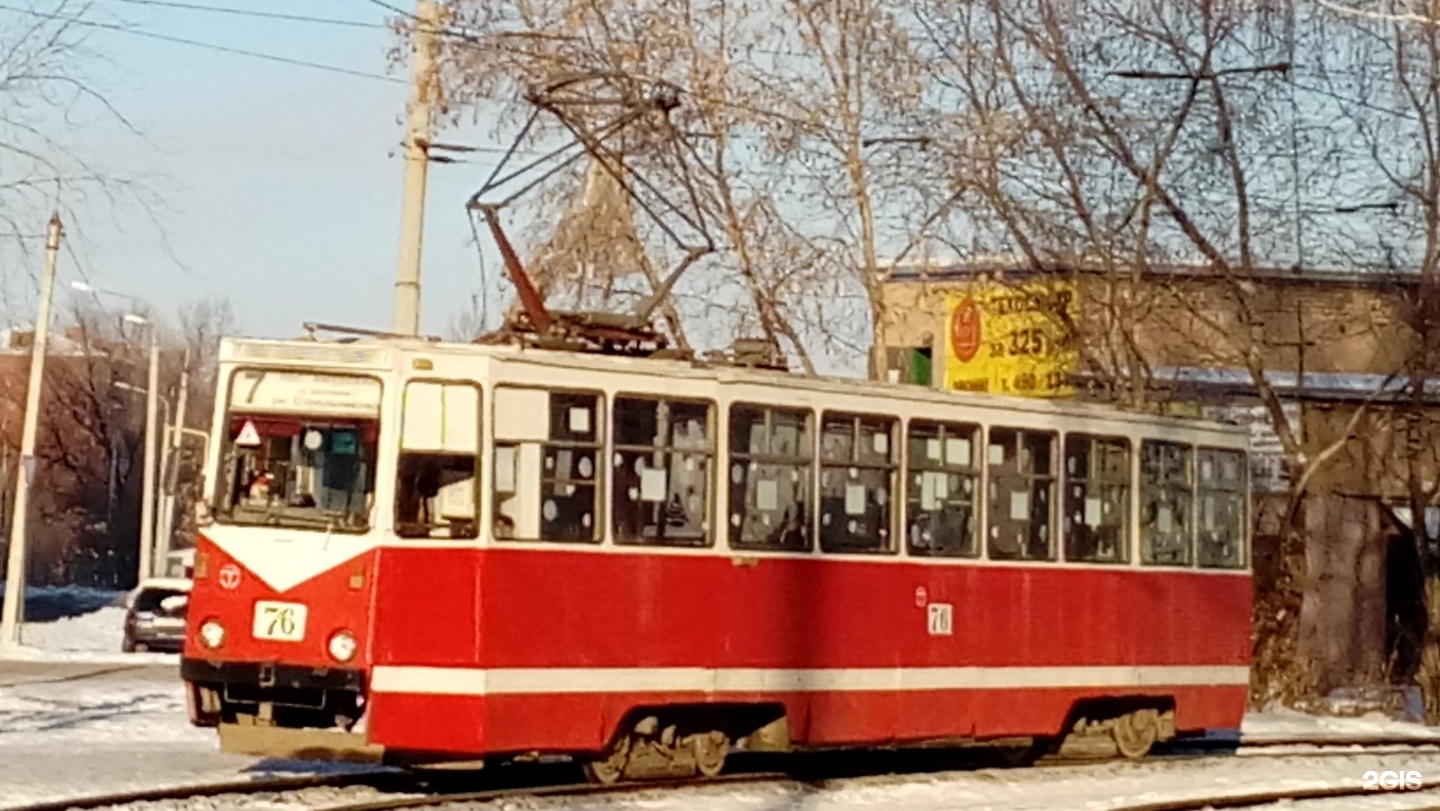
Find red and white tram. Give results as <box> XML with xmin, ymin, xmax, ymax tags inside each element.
<box><xmin>181</xmin><ymin>334</ymin><xmax>1251</xmax><ymax>777</ymax></box>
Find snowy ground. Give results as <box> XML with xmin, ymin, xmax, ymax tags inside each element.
<box><xmin>1242</xmin><ymin>706</ymin><xmax>1440</xmax><ymax>741</ymax></box>
<box><xmin>0</xmin><ymin>667</ymin><xmax>381</xmax><ymax>808</ymax></box>
<box><xmin>0</xmin><ymin>587</ymin><xmax>178</xmax><ymax>664</ymax></box>
<box><xmin>464</xmin><ymin>758</ymin><xmax>1440</xmax><ymax>811</ymax></box>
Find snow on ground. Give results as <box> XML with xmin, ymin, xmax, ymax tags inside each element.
<box><xmin>4</xmin><ymin>605</ymin><xmax>178</xmax><ymax>664</ymax></box>
<box><xmin>0</xmin><ymin>672</ymin><xmax>379</xmax><ymax>808</ymax></box>
<box><xmin>1242</xmin><ymin>706</ymin><xmax>1440</xmax><ymax>741</ymax></box>
<box><xmin>440</xmin><ymin>755</ymin><xmax>1440</xmax><ymax>811</ymax></box>
<box><xmin>0</xmin><ymin>586</ymin><xmax>179</xmax><ymax>664</ymax></box>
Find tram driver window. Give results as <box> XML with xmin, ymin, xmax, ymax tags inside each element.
<box><xmin>728</xmin><ymin>405</ymin><xmax>812</xmax><ymax>551</ymax></box>
<box><xmin>1141</xmin><ymin>440</ymin><xmax>1194</xmax><ymax>565</ymax></box>
<box><xmin>612</xmin><ymin>396</ymin><xmax>713</xmax><ymax>547</ymax></box>
<box><xmin>395</xmin><ymin>381</ymin><xmax>480</xmax><ymax>540</ymax></box>
<box><xmin>1063</xmin><ymin>435</ymin><xmax>1131</xmax><ymax>563</ymax></box>
<box><xmin>818</xmin><ymin>413</ymin><xmax>897</xmax><ymax>554</ymax></box>
<box><xmin>906</xmin><ymin>420</ymin><xmax>979</xmax><ymax>558</ymax></box>
<box><xmin>492</xmin><ymin>390</ymin><xmax>602</xmax><ymax>542</ymax></box>
<box><xmin>221</xmin><ymin>417</ymin><xmax>378</xmax><ymax>532</ymax></box>
<box><xmin>985</xmin><ymin>427</ymin><xmax>1056</xmax><ymax>560</ymax></box>
<box><xmin>1197</xmin><ymin>448</ymin><xmax>1247</xmax><ymax>569</ymax></box>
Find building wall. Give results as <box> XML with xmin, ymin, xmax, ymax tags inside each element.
<box><xmin>881</xmin><ymin>269</ymin><xmax>1417</xmax><ymax>381</ymax></box>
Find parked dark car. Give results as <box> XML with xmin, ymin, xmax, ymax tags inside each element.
<box><xmin>123</xmin><ymin>578</ymin><xmax>191</xmax><ymax>653</ymax></box>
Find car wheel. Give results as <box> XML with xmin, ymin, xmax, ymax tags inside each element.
<box><xmin>134</xmin><ymin>641</ymin><xmax>149</xmax><ymax>653</ymax></box>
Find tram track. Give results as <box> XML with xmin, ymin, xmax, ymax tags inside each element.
<box><xmin>15</xmin><ymin>736</ymin><xmax>1440</xmax><ymax>811</ymax></box>
<box><xmin>0</xmin><ymin>770</ymin><xmax>406</xmax><ymax>811</ymax></box>
<box><xmin>1109</xmin><ymin>779</ymin><xmax>1440</xmax><ymax>810</ymax></box>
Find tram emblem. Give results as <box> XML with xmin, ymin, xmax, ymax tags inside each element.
<box><xmin>219</xmin><ymin>564</ymin><xmax>243</xmax><ymax>590</ymax></box>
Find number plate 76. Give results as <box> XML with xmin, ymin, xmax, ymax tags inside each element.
<box><xmin>253</xmin><ymin>601</ymin><xmax>308</xmax><ymax>642</ymax></box>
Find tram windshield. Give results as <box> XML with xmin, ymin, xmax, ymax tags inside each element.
<box><xmin>216</xmin><ymin>370</ymin><xmax>381</xmax><ymax>532</ymax></box>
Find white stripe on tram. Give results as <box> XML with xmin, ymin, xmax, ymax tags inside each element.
<box><xmin>367</xmin><ymin>665</ymin><xmax>1251</xmax><ymax>697</ymax></box>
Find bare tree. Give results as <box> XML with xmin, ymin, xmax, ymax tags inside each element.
<box><xmin>0</xmin><ymin>2</ymin><xmax>159</xmax><ymax>318</ymax></box>
<box><xmin>909</xmin><ymin>0</ymin><xmax>1424</xmax><ymax>702</ymax></box>
<box><xmin>427</xmin><ymin>0</ymin><xmax>951</xmax><ymax>372</ymax></box>
<box><xmin>1305</xmin><ymin>0</ymin><xmax>1440</xmax><ymax>717</ymax></box>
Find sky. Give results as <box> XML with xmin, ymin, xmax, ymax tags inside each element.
<box><xmin>3</xmin><ymin>0</ymin><xmax>507</xmax><ymax>341</ymax></box>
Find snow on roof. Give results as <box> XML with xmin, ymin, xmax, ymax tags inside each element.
<box><xmin>1077</xmin><ymin>365</ymin><xmax>1440</xmax><ymax>402</ymax></box>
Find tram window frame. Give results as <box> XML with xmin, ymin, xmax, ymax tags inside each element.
<box><xmin>1140</xmin><ymin>439</ymin><xmax>1195</xmax><ymax>566</ymax></box>
<box><xmin>905</xmin><ymin>420</ymin><xmax>980</xmax><ymax>558</ymax></box>
<box><xmin>611</xmin><ymin>394</ymin><xmax>715</xmax><ymax>548</ymax></box>
<box><xmin>727</xmin><ymin>403</ymin><xmax>813</xmax><ymax>552</ymax></box>
<box><xmin>216</xmin><ymin>367</ymin><xmax>383</xmax><ymax>535</ymax></box>
<box><xmin>985</xmin><ymin>427</ymin><xmax>1058</xmax><ymax>561</ymax></box>
<box><xmin>492</xmin><ymin>388</ymin><xmax>604</xmax><ymax>544</ymax></box>
<box><xmin>817</xmin><ymin>412</ymin><xmax>898</xmax><ymax>555</ymax></box>
<box><xmin>395</xmin><ymin>379</ymin><xmax>483</xmax><ymax>541</ymax></box>
<box><xmin>1061</xmin><ymin>434</ymin><xmax>1131</xmax><ymax>564</ymax></box>
<box><xmin>1196</xmin><ymin>447</ymin><xmax>1248</xmax><ymax>569</ymax></box>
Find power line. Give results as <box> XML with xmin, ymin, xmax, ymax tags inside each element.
<box><xmin>108</xmin><ymin>0</ymin><xmax>385</xmax><ymax>29</ymax></box>
<box><xmin>0</xmin><ymin>3</ymin><xmax>404</xmax><ymax>84</ymax></box>
<box><xmin>360</xmin><ymin>0</ymin><xmax>410</xmax><ymax>17</ymax></box>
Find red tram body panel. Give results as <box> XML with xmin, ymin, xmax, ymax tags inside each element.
<box><xmin>181</xmin><ymin>337</ymin><xmax>1253</xmax><ymax>770</ymax></box>
<box><xmin>360</xmin><ymin>548</ymin><xmax>1249</xmax><ymax>754</ymax></box>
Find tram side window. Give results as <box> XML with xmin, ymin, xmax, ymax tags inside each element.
<box><xmin>818</xmin><ymin>413</ymin><xmax>897</xmax><ymax>553</ymax></box>
<box><xmin>493</xmin><ymin>390</ymin><xmax>602</xmax><ymax>542</ymax></box>
<box><xmin>1197</xmin><ymin>448</ymin><xmax>1247</xmax><ymax>569</ymax></box>
<box><xmin>1141</xmin><ymin>440</ymin><xmax>1193</xmax><ymax>565</ymax></box>
<box><xmin>396</xmin><ymin>381</ymin><xmax>480</xmax><ymax>540</ymax></box>
<box><xmin>1062</xmin><ymin>435</ymin><xmax>1130</xmax><ymax>563</ymax></box>
<box><xmin>986</xmin><ymin>427</ymin><xmax>1056</xmax><ymax>561</ymax></box>
<box><xmin>728</xmin><ymin>404</ymin><xmax>812</xmax><ymax>551</ymax></box>
<box><xmin>905</xmin><ymin>420</ymin><xmax>980</xmax><ymax>558</ymax></box>
<box><xmin>612</xmin><ymin>396</ymin><xmax>713</xmax><ymax>547</ymax></box>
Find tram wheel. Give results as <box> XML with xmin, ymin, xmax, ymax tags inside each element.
<box><xmin>691</xmin><ymin>731</ymin><xmax>729</xmax><ymax>778</ymax></box>
<box><xmin>583</xmin><ymin>736</ymin><xmax>631</xmax><ymax>784</ymax></box>
<box><xmin>1112</xmin><ymin>709</ymin><xmax>1159</xmax><ymax>760</ymax></box>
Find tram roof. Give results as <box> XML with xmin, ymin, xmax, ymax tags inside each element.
<box><xmin>218</xmin><ymin>335</ymin><xmax>1248</xmax><ymax>436</ymax></box>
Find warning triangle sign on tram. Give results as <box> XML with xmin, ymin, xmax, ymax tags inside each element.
<box><xmin>235</xmin><ymin>420</ymin><xmax>262</xmax><ymax>447</ymax></box>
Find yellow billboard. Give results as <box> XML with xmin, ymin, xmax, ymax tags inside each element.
<box><xmin>942</xmin><ymin>280</ymin><xmax>1078</xmax><ymax>397</ymax></box>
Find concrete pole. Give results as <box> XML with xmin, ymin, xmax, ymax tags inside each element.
<box><xmin>138</xmin><ymin>336</ymin><xmax>159</xmax><ymax>582</ymax></box>
<box><xmin>0</xmin><ymin>213</ymin><xmax>63</xmax><ymax>645</ymax></box>
<box><xmin>391</xmin><ymin>0</ymin><xmax>439</xmax><ymax>337</ymax></box>
<box><xmin>157</xmin><ymin>349</ymin><xmax>189</xmax><ymax>568</ymax></box>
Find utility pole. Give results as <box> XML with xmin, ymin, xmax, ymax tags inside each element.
<box><xmin>157</xmin><ymin>349</ymin><xmax>188</xmax><ymax>571</ymax></box>
<box><xmin>1</xmin><ymin>213</ymin><xmax>63</xmax><ymax>646</ymax></box>
<box><xmin>392</xmin><ymin>0</ymin><xmax>440</xmax><ymax>337</ymax></box>
<box><xmin>138</xmin><ymin>334</ymin><xmax>159</xmax><ymax>582</ymax></box>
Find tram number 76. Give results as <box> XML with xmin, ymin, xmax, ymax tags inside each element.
<box><xmin>928</xmin><ymin>603</ymin><xmax>953</xmax><ymax>637</ymax></box>
<box><xmin>252</xmin><ymin>600</ymin><xmax>308</xmax><ymax>642</ymax></box>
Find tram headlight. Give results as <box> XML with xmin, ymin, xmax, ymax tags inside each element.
<box><xmin>198</xmin><ymin>619</ymin><xmax>226</xmax><ymax>649</ymax></box>
<box><xmin>327</xmin><ymin>630</ymin><xmax>358</xmax><ymax>663</ymax></box>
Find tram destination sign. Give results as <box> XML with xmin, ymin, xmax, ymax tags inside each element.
<box><xmin>229</xmin><ymin>370</ymin><xmax>382</xmax><ymax>417</ymax></box>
